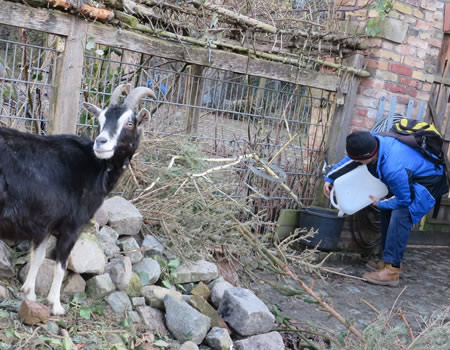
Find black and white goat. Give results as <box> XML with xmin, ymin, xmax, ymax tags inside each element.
<box><xmin>0</xmin><ymin>84</ymin><xmax>155</xmax><ymax>315</ymax></box>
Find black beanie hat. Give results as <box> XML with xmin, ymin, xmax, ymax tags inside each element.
<box><xmin>346</xmin><ymin>131</ymin><xmax>378</xmax><ymax>160</ymax></box>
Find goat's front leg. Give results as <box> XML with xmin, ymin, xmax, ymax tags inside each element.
<box><xmin>47</xmin><ymin>262</ymin><xmax>66</xmax><ymax>315</ymax></box>
<box><xmin>21</xmin><ymin>237</ymin><xmax>48</xmax><ymax>301</ymax></box>
<box><xmin>48</xmin><ymin>231</ymin><xmax>81</xmax><ymax>315</ymax></box>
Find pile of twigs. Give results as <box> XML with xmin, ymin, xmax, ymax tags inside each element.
<box><xmin>7</xmin><ymin>0</ymin><xmax>372</xmax><ymax>77</ymax></box>
<box><xmin>116</xmin><ymin>135</ymin><xmax>359</xmax><ymax>343</ymax></box>
<box><xmin>115</xmin><ymin>135</ymin><xmax>450</xmax><ymax>349</ymax></box>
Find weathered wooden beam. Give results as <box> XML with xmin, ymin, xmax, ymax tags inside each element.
<box><xmin>326</xmin><ymin>53</ymin><xmax>365</xmax><ymax>164</ymax></box>
<box><xmin>433</xmin><ymin>75</ymin><xmax>450</xmax><ymax>87</ymax></box>
<box><xmin>88</xmin><ymin>21</ymin><xmax>339</xmax><ymax>91</ymax></box>
<box><xmin>49</xmin><ymin>17</ymin><xmax>87</xmax><ymax>134</ymax></box>
<box><xmin>0</xmin><ymin>0</ymin><xmax>339</xmax><ymax>91</ymax></box>
<box><xmin>0</xmin><ymin>0</ymin><xmax>72</xmax><ymax>36</ymax></box>
<box><xmin>185</xmin><ymin>65</ymin><xmax>204</xmax><ymax>135</ymax></box>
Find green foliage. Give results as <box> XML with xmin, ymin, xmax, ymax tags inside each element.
<box><xmin>366</xmin><ymin>0</ymin><xmax>393</xmax><ymax>37</ymax></box>
<box><xmin>70</xmin><ymin>293</ymin><xmax>104</xmax><ymax>320</ymax></box>
<box><xmin>154</xmin><ymin>339</ymin><xmax>170</xmax><ymax>348</ymax></box>
<box><xmin>158</xmin><ymin>257</ymin><xmax>182</xmax><ymax>290</ymax></box>
<box><xmin>272</xmin><ymin>304</ymin><xmax>290</xmax><ymax>325</ymax></box>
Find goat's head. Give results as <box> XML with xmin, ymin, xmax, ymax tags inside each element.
<box><xmin>82</xmin><ymin>84</ymin><xmax>156</xmax><ymax>160</ymax></box>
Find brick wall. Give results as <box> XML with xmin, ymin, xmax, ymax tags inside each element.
<box><xmin>348</xmin><ymin>0</ymin><xmax>446</xmax><ymax>131</ymax></box>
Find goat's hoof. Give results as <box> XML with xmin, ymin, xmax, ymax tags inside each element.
<box><xmin>51</xmin><ymin>304</ymin><xmax>66</xmax><ymax>316</ymax></box>
<box><xmin>21</xmin><ymin>286</ymin><xmax>36</xmax><ymax>301</ymax></box>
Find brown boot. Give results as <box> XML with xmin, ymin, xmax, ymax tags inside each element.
<box><xmin>366</xmin><ymin>260</ymin><xmax>386</xmax><ymax>271</ymax></box>
<box><xmin>366</xmin><ymin>260</ymin><xmax>402</xmax><ymax>271</ymax></box>
<box><xmin>363</xmin><ymin>264</ymin><xmax>400</xmax><ymax>287</ymax></box>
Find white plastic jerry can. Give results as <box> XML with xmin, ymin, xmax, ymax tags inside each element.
<box><xmin>330</xmin><ymin>164</ymin><xmax>389</xmax><ymax>216</ymax></box>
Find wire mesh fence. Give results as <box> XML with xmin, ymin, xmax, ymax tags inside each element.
<box><xmin>0</xmin><ymin>28</ymin><xmax>56</xmax><ymax>134</ymax></box>
<box><xmin>80</xmin><ymin>44</ymin><xmax>335</xmax><ymax>215</ymax></box>
<box><xmin>0</xmin><ymin>28</ymin><xmax>335</xmax><ymax>216</ymax></box>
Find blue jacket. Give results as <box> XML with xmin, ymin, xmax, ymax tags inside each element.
<box><xmin>325</xmin><ymin>135</ymin><xmax>447</xmax><ymax>224</ymax></box>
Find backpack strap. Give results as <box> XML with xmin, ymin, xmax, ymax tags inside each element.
<box><xmin>377</xmin><ymin>132</ymin><xmax>443</xmax><ymax>167</ymax></box>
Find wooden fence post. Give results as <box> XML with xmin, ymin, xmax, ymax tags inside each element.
<box><xmin>185</xmin><ymin>64</ymin><xmax>204</xmax><ymax>135</ymax></box>
<box><xmin>326</xmin><ymin>53</ymin><xmax>365</xmax><ymax>164</ymax></box>
<box><xmin>49</xmin><ymin>17</ymin><xmax>88</xmax><ymax>135</ymax></box>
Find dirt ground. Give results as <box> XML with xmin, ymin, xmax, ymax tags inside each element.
<box><xmin>251</xmin><ymin>246</ymin><xmax>450</xmax><ymax>336</ymax></box>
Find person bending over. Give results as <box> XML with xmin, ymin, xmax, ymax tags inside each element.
<box><xmin>323</xmin><ymin>131</ymin><xmax>448</xmax><ymax>286</ymax></box>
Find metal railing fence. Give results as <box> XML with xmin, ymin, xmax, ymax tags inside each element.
<box><xmin>0</xmin><ymin>29</ymin><xmax>334</xmax><ymax>215</ymax></box>
<box><xmin>0</xmin><ymin>34</ymin><xmax>56</xmax><ymax>134</ymax></box>
<box><xmin>80</xmin><ymin>45</ymin><xmax>334</xmax><ymax>210</ymax></box>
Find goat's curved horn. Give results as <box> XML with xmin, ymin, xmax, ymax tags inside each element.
<box><xmin>124</xmin><ymin>87</ymin><xmax>157</xmax><ymax>109</ymax></box>
<box><xmin>110</xmin><ymin>84</ymin><xmax>131</xmax><ymax>105</ymax></box>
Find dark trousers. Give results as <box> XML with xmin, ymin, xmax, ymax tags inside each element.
<box><xmin>380</xmin><ymin>207</ymin><xmax>413</xmax><ymax>266</ymax></box>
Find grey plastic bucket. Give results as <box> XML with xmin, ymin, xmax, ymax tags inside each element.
<box><xmin>298</xmin><ymin>207</ymin><xmax>345</xmax><ymax>251</ymax></box>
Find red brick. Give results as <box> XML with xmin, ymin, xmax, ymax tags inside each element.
<box><xmin>397</xmin><ymin>95</ymin><xmax>412</xmax><ymax>105</ymax></box>
<box><xmin>391</xmin><ymin>64</ymin><xmax>413</xmax><ymax>76</ymax></box>
<box><xmin>385</xmin><ymin>82</ymin><xmax>408</xmax><ymax>94</ymax></box>
<box><xmin>408</xmin><ymin>88</ymin><xmax>418</xmax><ymax>97</ymax></box>
<box><xmin>416</xmin><ymin>48</ymin><xmax>427</xmax><ymax>59</ymax></box>
<box><xmin>404</xmin><ymin>56</ymin><xmax>425</xmax><ymax>69</ymax></box>
<box><xmin>382</xmin><ymin>42</ymin><xmax>394</xmax><ymax>50</ymax></box>
<box><xmin>355</xmin><ymin>107</ymin><xmax>368</xmax><ymax>117</ymax></box>
<box><xmin>366</xmin><ymin>59</ymin><xmax>389</xmax><ymax>71</ymax></box>
<box><xmin>395</xmin><ymin>44</ymin><xmax>416</xmax><ymax>56</ymax></box>
<box><xmin>399</xmin><ymin>77</ymin><xmax>422</xmax><ymax>89</ymax></box>
<box><xmin>416</xmin><ymin>20</ymin><xmax>434</xmax><ymax>31</ymax></box>
<box><xmin>406</xmin><ymin>0</ymin><xmax>420</xmax><ymax>6</ymax></box>
<box><xmin>360</xmin><ymin>78</ymin><xmax>385</xmax><ymax>89</ymax></box>
<box><xmin>421</xmin><ymin>0</ymin><xmax>436</xmax><ymax>11</ymax></box>
<box><xmin>351</xmin><ymin>117</ymin><xmax>372</xmax><ymax>130</ymax></box>
<box><xmin>407</xmin><ymin>37</ymin><xmax>429</xmax><ymax>50</ymax></box>
<box><xmin>445</xmin><ymin>4</ymin><xmax>450</xmax><ymax>33</ymax></box>
<box><xmin>416</xmin><ymin>91</ymin><xmax>430</xmax><ymax>101</ymax></box>
<box><xmin>428</xmin><ymin>38</ymin><xmax>442</xmax><ymax>48</ymax></box>
<box><xmin>423</xmin><ymin>83</ymin><xmax>432</xmax><ymax>92</ymax></box>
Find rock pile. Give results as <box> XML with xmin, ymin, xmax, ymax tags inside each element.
<box><xmin>0</xmin><ymin>196</ymin><xmax>285</xmax><ymax>350</ymax></box>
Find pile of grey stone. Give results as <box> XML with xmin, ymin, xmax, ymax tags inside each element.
<box><xmin>0</xmin><ymin>196</ymin><xmax>285</xmax><ymax>350</ymax></box>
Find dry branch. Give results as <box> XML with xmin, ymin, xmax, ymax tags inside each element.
<box><xmin>117</xmin><ymin>15</ymin><xmax>218</xmax><ymax>49</ymax></box>
<box><xmin>7</xmin><ymin>0</ymin><xmax>370</xmax><ymax>79</ymax></box>
<box><xmin>47</xmin><ymin>0</ymin><xmax>114</xmax><ymax>21</ymax></box>
<box><xmin>232</xmin><ymin>216</ymin><xmax>365</xmax><ymax>342</ymax></box>
<box><xmin>192</xmin><ymin>0</ymin><xmax>277</xmax><ymax>34</ymax></box>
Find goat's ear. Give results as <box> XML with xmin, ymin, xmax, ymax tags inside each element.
<box><xmin>136</xmin><ymin>108</ymin><xmax>150</xmax><ymax>127</ymax></box>
<box><xmin>82</xmin><ymin>102</ymin><xmax>102</xmax><ymax>118</ymax></box>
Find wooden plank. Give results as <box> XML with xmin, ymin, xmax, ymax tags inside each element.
<box><xmin>326</xmin><ymin>53</ymin><xmax>364</xmax><ymax>163</ymax></box>
<box><xmin>49</xmin><ymin>16</ymin><xmax>87</xmax><ymax>134</ymax></box>
<box><xmin>445</xmin><ymin>129</ymin><xmax>450</xmax><ymax>141</ymax></box>
<box><xmin>445</xmin><ymin>3</ymin><xmax>450</xmax><ymax>33</ymax></box>
<box><xmin>185</xmin><ymin>65</ymin><xmax>204</xmax><ymax>135</ymax></box>
<box><xmin>433</xmin><ymin>75</ymin><xmax>450</xmax><ymax>86</ymax></box>
<box><xmin>87</xmin><ymin>22</ymin><xmax>339</xmax><ymax>91</ymax></box>
<box><xmin>434</xmin><ymin>58</ymin><xmax>450</xmax><ymax>130</ymax></box>
<box><xmin>0</xmin><ymin>1</ymin><xmax>71</xmax><ymax>36</ymax></box>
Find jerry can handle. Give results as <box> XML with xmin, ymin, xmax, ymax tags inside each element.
<box><xmin>329</xmin><ymin>187</ymin><xmax>339</xmax><ymax>210</ymax></box>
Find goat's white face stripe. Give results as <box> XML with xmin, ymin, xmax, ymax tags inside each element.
<box><xmin>94</xmin><ymin>109</ymin><xmax>133</xmax><ymax>159</ymax></box>
<box><xmin>98</xmin><ymin>110</ymin><xmax>107</xmax><ymax>130</ymax></box>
